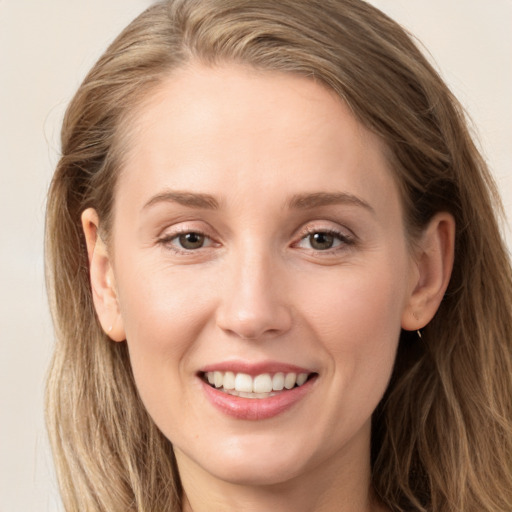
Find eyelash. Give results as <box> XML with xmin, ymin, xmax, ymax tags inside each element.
<box><xmin>157</xmin><ymin>228</ymin><xmax>217</xmax><ymax>255</ymax></box>
<box><xmin>157</xmin><ymin>225</ymin><xmax>355</xmax><ymax>255</ymax></box>
<box><xmin>293</xmin><ymin>226</ymin><xmax>355</xmax><ymax>254</ymax></box>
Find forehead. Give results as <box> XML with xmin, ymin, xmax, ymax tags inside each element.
<box><xmin>115</xmin><ymin>63</ymin><xmax>400</xmax><ymax>219</ymax></box>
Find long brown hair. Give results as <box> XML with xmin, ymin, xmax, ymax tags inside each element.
<box><xmin>45</xmin><ymin>1</ymin><xmax>512</xmax><ymax>510</ymax></box>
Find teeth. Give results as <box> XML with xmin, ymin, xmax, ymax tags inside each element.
<box><xmin>272</xmin><ymin>372</ymin><xmax>285</xmax><ymax>391</ymax></box>
<box><xmin>214</xmin><ymin>371</ymin><xmax>223</xmax><ymax>388</ymax></box>
<box><xmin>296</xmin><ymin>373</ymin><xmax>308</xmax><ymax>386</ymax></box>
<box><xmin>234</xmin><ymin>373</ymin><xmax>253</xmax><ymax>393</ymax></box>
<box><xmin>204</xmin><ymin>371</ymin><xmax>310</xmax><ymax>394</ymax></box>
<box><xmin>253</xmin><ymin>374</ymin><xmax>273</xmax><ymax>393</ymax></box>
<box><xmin>284</xmin><ymin>372</ymin><xmax>297</xmax><ymax>390</ymax></box>
<box><xmin>223</xmin><ymin>371</ymin><xmax>235</xmax><ymax>390</ymax></box>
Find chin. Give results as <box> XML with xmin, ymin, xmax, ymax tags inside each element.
<box><xmin>203</xmin><ymin>454</ymin><xmax>308</xmax><ymax>487</ymax></box>
<box><xmin>176</xmin><ymin>432</ymin><xmax>318</xmax><ymax>487</ymax></box>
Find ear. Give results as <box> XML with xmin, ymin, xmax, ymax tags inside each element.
<box><xmin>81</xmin><ymin>208</ymin><xmax>126</xmax><ymax>342</ymax></box>
<box><xmin>401</xmin><ymin>212</ymin><xmax>455</xmax><ymax>331</ymax></box>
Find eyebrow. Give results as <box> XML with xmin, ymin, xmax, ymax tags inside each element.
<box><xmin>142</xmin><ymin>191</ymin><xmax>220</xmax><ymax>210</ymax></box>
<box><xmin>287</xmin><ymin>192</ymin><xmax>375</xmax><ymax>214</ymax></box>
<box><xmin>142</xmin><ymin>190</ymin><xmax>373</xmax><ymax>214</ymax></box>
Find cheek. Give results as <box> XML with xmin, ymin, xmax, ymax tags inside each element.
<box><xmin>113</xmin><ymin>259</ymin><xmax>214</xmax><ymax>406</ymax></box>
<box><xmin>301</xmin><ymin>261</ymin><xmax>407</xmax><ymax>394</ymax></box>
<box><xmin>117</xmin><ymin>255</ymin><xmax>210</xmax><ymax>345</ymax></box>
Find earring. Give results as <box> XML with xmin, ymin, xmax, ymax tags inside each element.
<box><xmin>107</xmin><ymin>325</ymin><xmax>113</xmax><ymax>333</ymax></box>
<box><xmin>417</xmin><ymin>329</ymin><xmax>422</xmax><ymax>339</ymax></box>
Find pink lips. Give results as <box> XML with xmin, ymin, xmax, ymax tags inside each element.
<box><xmin>199</xmin><ymin>361</ymin><xmax>317</xmax><ymax>421</ymax></box>
<box><xmin>200</xmin><ymin>361</ymin><xmax>312</xmax><ymax>376</ymax></box>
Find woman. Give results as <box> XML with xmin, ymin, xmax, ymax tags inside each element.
<box><xmin>45</xmin><ymin>0</ymin><xmax>512</xmax><ymax>510</ymax></box>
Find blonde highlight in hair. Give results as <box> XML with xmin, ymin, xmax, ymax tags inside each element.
<box><xmin>45</xmin><ymin>1</ymin><xmax>512</xmax><ymax>510</ymax></box>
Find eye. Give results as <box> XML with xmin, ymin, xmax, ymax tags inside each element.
<box><xmin>176</xmin><ymin>232</ymin><xmax>206</xmax><ymax>250</ymax></box>
<box><xmin>307</xmin><ymin>232</ymin><xmax>338</xmax><ymax>250</ymax></box>
<box><xmin>295</xmin><ymin>229</ymin><xmax>353</xmax><ymax>252</ymax></box>
<box><xmin>158</xmin><ymin>230</ymin><xmax>215</xmax><ymax>252</ymax></box>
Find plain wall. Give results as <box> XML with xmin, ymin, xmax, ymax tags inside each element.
<box><xmin>0</xmin><ymin>1</ymin><xmax>510</xmax><ymax>510</ymax></box>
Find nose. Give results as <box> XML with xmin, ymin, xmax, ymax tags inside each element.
<box><xmin>215</xmin><ymin>248</ymin><xmax>292</xmax><ymax>340</ymax></box>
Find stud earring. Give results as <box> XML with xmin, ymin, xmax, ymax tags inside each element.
<box><xmin>107</xmin><ymin>325</ymin><xmax>113</xmax><ymax>333</ymax></box>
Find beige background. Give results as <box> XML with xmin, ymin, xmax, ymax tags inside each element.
<box><xmin>0</xmin><ymin>1</ymin><xmax>510</xmax><ymax>510</ymax></box>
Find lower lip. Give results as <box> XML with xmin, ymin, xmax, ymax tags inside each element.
<box><xmin>201</xmin><ymin>376</ymin><xmax>317</xmax><ymax>421</ymax></box>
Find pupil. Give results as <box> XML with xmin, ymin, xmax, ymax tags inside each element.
<box><xmin>179</xmin><ymin>232</ymin><xmax>204</xmax><ymax>249</ymax></box>
<box><xmin>310</xmin><ymin>232</ymin><xmax>334</xmax><ymax>250</ymax></box>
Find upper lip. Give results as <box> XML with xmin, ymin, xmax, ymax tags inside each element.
<box><xmin>199</xmin><ymin>360</ymin><xmax>316</xmax><ymax>376</ymax></box>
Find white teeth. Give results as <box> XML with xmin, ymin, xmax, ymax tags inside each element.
<box><xmin>223</xmin><ymin>371</ymin><xmax>235</xmax><ymax>390</ymax></box>
<box><xmin>235</xmin><ymin>373</ymin><xmax>253</xmax><ymax>393</ymax></box>
<box><xmin>284</xmin><ymin>372</ymin><xmax>297</xmax><ymax>389</ymax></box>
<box><xmin>272</xmin><ymin>372</ymin><xmax>285</xmax><ymax>391</ymax></box>
<box><xmin>253</xmin><ymin>374</ymin><xmax>273</xmax><ymax>393</ymax></box>
<box><xmin>222</xmin><ymin>389</ymin><xmax>276</xmax><ymax>398</ymax></box>
<box><xmin>204</xmin><ymin>370</ymin><xmax>311</xmax><ymax>394</ymax></box>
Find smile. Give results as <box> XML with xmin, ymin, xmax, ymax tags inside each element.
<box><xmin>203</xmin><ymin>371</ymin><xmax>312</xmax><ymax>398</ymax></box>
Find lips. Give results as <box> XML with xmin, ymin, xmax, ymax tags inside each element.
<box><xmin>199</xmin><ymin>362</ymin><xmax>317</xmax><ymax>420</ymax></box>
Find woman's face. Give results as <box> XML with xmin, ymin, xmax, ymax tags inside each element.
<box><xmin>104</xmin><ymin>64</ymin><xmax>419</xmax><ymax>487</ymax></box>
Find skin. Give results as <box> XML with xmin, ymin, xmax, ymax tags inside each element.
<box><xmin>83</xmin><ymin>63</ymin><xmax>454</xmax><ymax>512</ymax></box>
